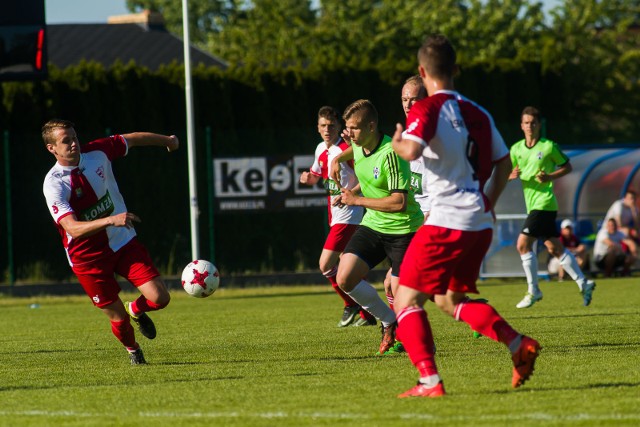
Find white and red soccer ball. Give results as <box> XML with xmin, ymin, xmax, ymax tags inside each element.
<box><xmin>181</xmin><ymin>260</ymin><xmax>220</xmax><ymax>298</ymax></box>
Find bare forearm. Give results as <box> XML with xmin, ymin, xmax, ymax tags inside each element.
<box><xmin>61</xmin><ymin>212</ymin><xmax>139</xmax><ymax>240</ymax></box>
<box><xmin>393</xmin><ymin>138</ymin><xmax>422</xmax><ymax>161</ymax></box>
<box><xmin>61</xmin><ymin>216</ymin><xmax>114</xmax><ymax>239</ymax></box>
<box><xmin>336</xmin><ymin>146</ymin><xmax>354</xmax><ymax>163</ymax></box>
<box><xmin>123</xmin><ymin>132</ymin><xmax>179</xmax><ymax>151</ymax></box>
<box><xmin>351</xmin><ymin>194</ymin><xmax>407</xmax><ymax>213</ymax></box>
<box><xmin>551</xmin><ymin>163</ymin><xmax>572</xmax><ymax>180</ymax></box>
<box><xmin>485</xmin><ymin>157</ymin><xmax>512</xmax><ymax>208</ymax></box>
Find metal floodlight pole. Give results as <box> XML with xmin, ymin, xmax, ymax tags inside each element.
<box><xmin>182</xmin><ymin>0</ymin><xmax>200</xmax><ymax>260</ymax></box>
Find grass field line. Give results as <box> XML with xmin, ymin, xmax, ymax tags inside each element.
<box><xmin>1</xmin><ymin>410</ymin><xmax>639</xmax><ymax>422</ymax></box>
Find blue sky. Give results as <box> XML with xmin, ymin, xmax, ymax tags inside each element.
<box><xmin>46</xmin><ymin>0</ymin><xmax>561</xmax><ymax>24</ymax></box>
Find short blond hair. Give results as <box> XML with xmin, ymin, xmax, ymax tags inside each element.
<box><xmin>42</xmin><ymin>119</ymin><xmax>74</xmax><ymax>146</ymax></box>
<box><xmin>342</xmin><ymin>99</ymin><xmax>378</xmax><ymax>125</ymax></box>
<box><xmin>403</xmin><ymin>75</ymin><xmax>427</xmax><ymax>98</ymax></box>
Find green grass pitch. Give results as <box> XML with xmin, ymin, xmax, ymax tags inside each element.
<box><xmin>0</xmin><ymin>278</ymin><xmax>638</xmax><ymax>426</ymax></box>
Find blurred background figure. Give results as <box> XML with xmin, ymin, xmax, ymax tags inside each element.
<box><xmin>547</xmin><ymin>219</ymin><xmax>589</xmax><ymax>281</ymax></box>
<box><xmin>593</xmin><ymin>218</ymin><xmax>636</xmax><ymax>277</ymax></box>
<box><xmin>602</xmin><ymin>189</ymin><xmax>640</xmax><ymax>249</ymax></box>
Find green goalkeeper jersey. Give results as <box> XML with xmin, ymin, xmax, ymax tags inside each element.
<box><xmin>353</xmin><ymin>134</ymin><xmax>423</xmax><ymax>234</ymax></box>
<box><xmin>510</xmin><ymin>138</ymin><xmax>569</xmax><ymax>213</ymax></box>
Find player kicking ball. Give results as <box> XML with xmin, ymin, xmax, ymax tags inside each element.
<box><xmin>42</xmin><ymin>119</ymin><xmax>178</xmax><ymax>365</ymax></box>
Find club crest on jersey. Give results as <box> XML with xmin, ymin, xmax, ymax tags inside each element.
<box><xmin>537</xmin><ymin>152</ymin><xmax>543</xmax><ymax>160</ymax></box>
<box><xmin>373</xmin><ymin>166</ymin><xmax>380</xmax><ymax>179</ymax></box>
<box><xmin>96</xmin><ymin>165</ymin><xmax>105</xmax><ymax>180</ymax></box>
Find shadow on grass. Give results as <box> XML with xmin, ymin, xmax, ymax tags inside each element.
<box><xmin>152</xmin><ymin>361</ymin><xmax>215</xmax><ymax>366</ymax></box>
<box><xmin>0</xmin><ymin>375</ymin><xmax>247</xmax><ymax>392</ymax></box>
<box><xmin>574</xmin><ymin>342</ymin><xmax>639</xmax><ymax>349</ymax></box>
<box><xmin>518</xmin><ymin>311</ymin><xmax>634</xmax><ymax>321</ymax></box>
<box><xmin>0</xmin><ymin>348</ymin><xmax>86</xmax><ymax>355</ymax></box>
<box><xmin>487</xmin><ymin>381</ymin><xmax>640</xmax><ymax>395</ymax></box>
<box><xmin>218</xmin><ymin>290</ymin><xmax>335</xmax><ymax>301</ymax></box>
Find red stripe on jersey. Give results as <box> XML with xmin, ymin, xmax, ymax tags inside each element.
<box><xmin>456</xmin><ymin>99</ymin><xmax>494</xmax><ymax>188</ymax></box>
<box><xmin>67</xmin><ymin>168</ymin><xmax>111</xmax><ymax>261</ymax></box>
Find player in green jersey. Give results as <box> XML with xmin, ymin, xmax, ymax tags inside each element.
<box><xmin>509</xmin><ymin>106</ymin><xmax>595</xmax><ymax>308</ymax></box>
<box><xmin>334</xmin><ymin>99</ymin><xmax>423</xmax><ymax>355</ymax></box>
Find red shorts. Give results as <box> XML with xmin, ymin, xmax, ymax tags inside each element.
<box><xmin>323</xmin><ymin>223</ymin><xmax>358</xmax><ymax>252</ymax></box>
<box><xmin>72</xmin><ymin>238</ymin><xmax>160</xmax><ymax>308</ymax></box>
<box><xmin>399</xmin><ymin>225</ymin><xmax>492</xmax><ymax>295</ymax></box>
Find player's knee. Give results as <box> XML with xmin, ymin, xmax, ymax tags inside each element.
<box><xmin>434</xmin><ymin>297</ymin><xmax>455</xmax><ymax>317</ymax></box>
<box><xmin>319</xmin><ymin>259</ymin><xmax>334</xmax><ymax>274</ymax></box>
<box><xmin>335</xmin><ymin>271</ymin><xmax>355</xmax><ymax>292</ymax></box>
<box><xmin>156</xmin><ymin>291</ymin><xmax>170</xmax><ymax>308</ymax></box>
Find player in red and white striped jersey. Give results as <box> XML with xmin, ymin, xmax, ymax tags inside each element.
<box><xmin>391</xmin><ymin>35</ymin><xmax>541</xmax><ymax>397</ymax></box>
<box><xmin>299</xmin><ymin>106</ymin><xmax>373</xmax><ymax>327</ymax></box>
<box><xmin>42</xmin><ymin>119</ymin><xmax>179</xmax><ymax>365</ymax></box>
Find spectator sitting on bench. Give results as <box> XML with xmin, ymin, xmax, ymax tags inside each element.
<box><xmin>593</xmin><ymin>218</ymin><xmax>636</xmax><ymax>277</ymax></box>
<box><xmin>603</xmin><ymin>189</ymin><xmax>640</xmax><ymax>244</ymax></box>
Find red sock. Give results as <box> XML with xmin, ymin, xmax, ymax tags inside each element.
<box><xmin>327</xmin><ymin>274</ymin><xmax>358</xmax><ymax>307</ymax></box>
<box><xmin>131</xmin><ymin>295</ymin><xmax>168</xmax><ymax>315</ymax></box>
<box><xmin>454</xmin><ymin>299</ymin><xmax>519</xmax><ymax>345</ymax></box>
<box><xmin>111</xmin><ymin>318</ymin><xmax>137</xmax><ymax>349</ymax></box>
<box><xmin>396</xmin><ymin>307</ymin><xmax>438</xmax><ymax>377</ymax></box>
<box><xmin>386</xmin><ymin>292</ymin><xmax>394</xmax><ymax>311</ymax></box>
<box><xmin>359</xmin><ymin>308</ymin><xmax>376</xmax><ymax>321</ymax></box>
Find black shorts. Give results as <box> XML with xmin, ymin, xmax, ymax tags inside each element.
<box><xmin>521</xmin><ymin>210</ymin><xmax>559</xmax><ymax>240</ymax></box>
<box><xmin>343</xmin><ymin>225</ymin><xmax>415</xmax><ymax>277</ymax></box>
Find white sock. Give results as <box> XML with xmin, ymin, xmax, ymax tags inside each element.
<box><xmin>520</xmin><ymin>252</ymin><xmax>540</xmax><ymax>294</ymax></box>
<box><xmin>558</xmin><ymin>250</ymin><xmax>586</xmax><ymax>289</ymax></box>
<box><xmin>346</xmin><ymin>280</ymin><xmax>396</xmax><ymax>325</ymax></box>
<box><xmin>419</xmin><ymin>374</ymin><xmax>441</xmax><ymax>387</ymax></box>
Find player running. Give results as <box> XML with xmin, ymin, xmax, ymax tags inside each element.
<box><xmin>509</xmin><ymin>106</ymin><xmax>596</xmax><ymax>308</ymax></box>
<box><xmin>392</xmin><ymin>35</ymin><xmax>541</xmax><ymax>397</ymax></box>
<box><xmin>334</xmin><ymin>99</ymin><xmax>424</xmax><ymax>355</ymax></box>
<box><xmin>299</xmin><ymin>106</ymin><xmax>375</xmax><ymax>327</ymax></box>
<box><xmin>42</xmin><ymin>119</ymin><xmax>178</xmax><ymax>365</ymax></box>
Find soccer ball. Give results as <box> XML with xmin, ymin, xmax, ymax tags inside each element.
<box><xmin>181</xmin><ymin>260</ymin><xmax>220</xmax><ymax>298</ymax></box>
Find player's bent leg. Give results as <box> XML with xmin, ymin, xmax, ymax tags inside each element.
<box><xmin>136</xmin><ymin>277</ymin><xmax>171</xmax><ymax>308</ymax></box>
<box><xmin>448</xmin><ymin>292</ymin><xmax>542</xmax><ymax>388</ymax></box>
<box><xmin>321</xmin><ymin>249</ymin><xmax>362</xmax><ymax>326</ymax></box>
<box><xmin>338</xmin><ymin>254</ymin><xmax>396</xmax><ymax>350</ymax></box>
<box><xmin>125</xmin><ymin>278</ymin><xmax>168</xmax><ymax>340</ymax></box>
<box><xmin>101</xmin><ymin>300</ymin><xmax>146</xmax><ymax>364</ymax></box>
<box><xmin>335</xmin><ymin>253</ymin><xmax>370</xmax><ymax>293</ymax></box>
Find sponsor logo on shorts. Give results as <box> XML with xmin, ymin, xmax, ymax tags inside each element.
<box><xmin>92</xmin><ymin>295</ymin><xmax>100</xmax><ymax>303</ymax></box>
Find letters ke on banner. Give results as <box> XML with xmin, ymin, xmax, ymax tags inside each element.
<box><xmin>213</xmin><ymin>156</ymin><xmax>327</xmax><ymax>212</ymax></box>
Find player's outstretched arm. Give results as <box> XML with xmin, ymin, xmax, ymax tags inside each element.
<box><xmin>391</xmin><ymin>123</ymin><xmax>422</xmax><ymax>161</ymax></box>
<box><xmin>123</xmin><ymin>132</ymin><xmax>179</xmax><ymax>152</ymax></box>
<box><xmin>59</xmin><ymin>212</ymin><xmax>141</xmax><ymax>240</ymax></box>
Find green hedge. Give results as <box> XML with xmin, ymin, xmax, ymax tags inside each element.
<box><xmin>0</xmin><ymin>61</ymin><xmax>637</xmax><ymax>282</ymax></box>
